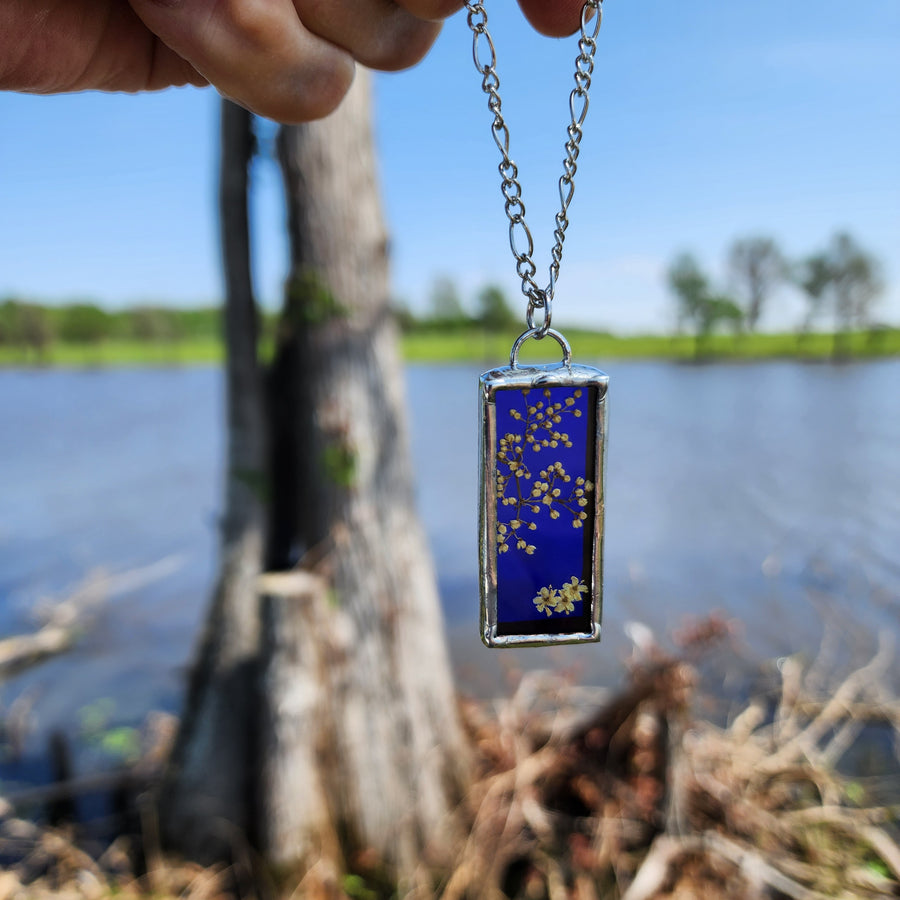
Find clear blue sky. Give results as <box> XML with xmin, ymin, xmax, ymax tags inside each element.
<box><xmin>1</xmin><ymin>0</ymin><xmax>898</xmax><ymax>333</ymax></box>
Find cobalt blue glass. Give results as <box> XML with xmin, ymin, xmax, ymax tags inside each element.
<box><xmin>479</xmin><ymin>361</ymin><xmax>608</xmax><ymax>647</ymax></box>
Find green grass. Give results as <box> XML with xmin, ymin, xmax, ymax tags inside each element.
<box><xmin>0</xmin><ymin>338</ymin><xmax>222</xmax><ymax>368</ymax></box>
<box><xmin>1</xmin><ymin>328</ymin><xmax>898</xmax><ymax>369</ymax></box>
<box><xmin>402</xmin><ymin>326</ymin><xmax>900</xmax><ymax>364</ymax></box>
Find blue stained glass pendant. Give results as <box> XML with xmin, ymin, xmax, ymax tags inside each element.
<box><xmin>479</xmin><ymin>329</ymin><xmax>608</xmax><ymax>647</ymax></box>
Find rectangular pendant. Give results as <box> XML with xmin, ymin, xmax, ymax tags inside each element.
<box><xmin>479</xmin><ymin>359</ymin><xmax>608</xmax><ymax>647</ymax></box>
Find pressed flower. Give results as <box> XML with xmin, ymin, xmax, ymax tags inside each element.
<box><xmin>533</xmin><ymin>586</ymin><xmax>555</xmax><ymax>616</ymax></box>
<box><xmin>560</xmin><ymin>577</ymin><xmax>588</xmax><ymax>603</ymax></box>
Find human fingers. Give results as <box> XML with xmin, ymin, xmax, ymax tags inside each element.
<box><xmin>516</xmin><ymin>0</ymin><xmax>587</xmax><ymax>37</ymax></box>
<box><xmin>127</xmin><ymin>0</ymin><xmax>356</xmax><ymax>123</ymax></box>
<box><xmin>292</xmin><ymin>0</ymin><xmax>444</xmax><ymax>73</ymax></box>
<box><xmin>0</xmin><ymin>0</ymin><xmax>205</xmax><ymax>94</ymax></box>
<box><xmin>392</xmin><ymin>0</ymin><xmax>466</xmax><ymax>23</ymax></box>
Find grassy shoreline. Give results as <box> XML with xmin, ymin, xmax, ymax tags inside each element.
<box><xmin>1</xmin><ymin>327</ymin><xmax>898</xmax><ymax>368</ymax></box>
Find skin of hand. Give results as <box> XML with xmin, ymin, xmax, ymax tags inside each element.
<box><xmin>0</xmin><ymin>0</ymin><xmax>588</xmax><ymax>123</ymax></box>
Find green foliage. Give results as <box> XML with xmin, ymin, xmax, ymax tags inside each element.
<box><xmin>428</xmin><ymin>276</ymin><xmax>468</xmax><ymax>327</ymax></box>
<box><xmin>476</xmin><ymin>284</ymin><xmax>517</xmax><ymax>331</ymax></box>
<box><xmin>58</xmin><ymin>303</ymin><xmax>112</xmax><ymax>344</ymax></box>
<box><xmin>727</xmin><ymin>236</ymin><xmax>786</xmax><ymax>331</ymax></box>
<box><xmin>795</xmin><ymin>252</ymin><xmax>833</xmax><ymax>332</ymax></box>
<box><xmin>827</xmin><ymin>232</ymin><xmax>883</xmax><ymax>332</ymax></box>
<box><xmin>341</xmin><ymin>874</ymin><xmax>379</xmax><ymax>900</ymax></box>
<box><xmin>866</xmin><ymin>858</ymin><xmax>891</xmax><ymax>879</ymax></box>
<box><xmin>321</xmin><ymin>441</ymin><xmax>358</xmax><ymax>489</ymax></box>
<box><xmin>0</xmin><ymin>299</ymin><xmax>54</xmax><ymax>356</ymax></box>
<box><xmin>285</xmin><ymin>268</ymin><xmax>348</xmax><ymax>327</ymax></box>
<box><xmin>168</xmin><ymin>306</ymin><xmax>221</xmax><ymax>340</ymax></box>
<box><xmin>667</xmin><ymin>254</ymin><xmax>744</xmax><ymax>356</ymax></box>
<box><xmin>126</xmin><ymin>306</ymin><xmax>184</xmax><ymax>342</ymax></box>
<box><xmin>400</xmin><ymin>326</ymin><xmax>900</xmax><ymax>364</ymax></box>
<box><xmin>794</xmin><ymin>232</ymin><xmax>884</xmax><ymax>357</ymax></box>
<box><xmin>78</xmin><ymin>699</ymin><xmax>141</xmax><ymax>764</ymax></box>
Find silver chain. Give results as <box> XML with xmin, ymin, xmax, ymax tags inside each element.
<box><xmin>465</xmin><ymin>0</ymin><xmax>602</xmax><ymax>336</ymax></box>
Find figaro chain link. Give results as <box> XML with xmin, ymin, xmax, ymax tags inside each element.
<box><xmin>465</xmin><ymin>0</ymin><xmax>602</xmax><ymax>335</ymax></box>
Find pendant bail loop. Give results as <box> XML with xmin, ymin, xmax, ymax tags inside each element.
<box><xmin>526</xmin><ymin>289</ymin><xmax>553</xmax><ymax>337</ymax></box>
<box><xmin>509</xmin><ymin>326</ymin><xmax>572</xmax><ymax>369</ymax></box>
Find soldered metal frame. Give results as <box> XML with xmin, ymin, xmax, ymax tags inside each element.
<box><xmin>479</xmin><ymin>334</ymin><xmax>608</xmax><ymax>648</ymax></box>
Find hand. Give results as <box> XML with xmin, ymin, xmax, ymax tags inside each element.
<box><xmin>0</xmin><ymin>0</ymin><xmax>588</xmax><ymax>123</ymax></box>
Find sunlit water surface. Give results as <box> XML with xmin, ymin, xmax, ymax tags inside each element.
<box><xmin>1</xmin><ymin>360</ymin><xmax>898</xmax><ymax>783</ymax></box>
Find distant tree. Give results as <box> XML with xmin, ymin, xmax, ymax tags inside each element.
<box><xmin>668</xmin><ymin>253</ymin><xmax>744</xmax><ymax>358</ymax></box>
<box><xmin>0</xmin><ymin>300</ymin><xmax>54</xmax><ymax>358</ymax></box>
<box><xmin>19</xmin><ymin>303</ymin><xmax>54</xmax><ymax>357</ymax></box>
<box><xmin>391</xmin><ymin>299</ymin><xmax>418</xmax><ymax>332</ymax></box>
<box><xmin>827</xmin><ymin>232</ymin><xmax>883</xmax><ymax>336</ymax></box>
<box><xmin>128</xmin><ymin>306</ymin><xmax>182</xmax><ymax>342</ymax></box>
<box><xmin>669</xmin><ymin>253</ymin><xmax>709</xmax><ymax>336</ymax></box>
<box><xmin>727</xmin><ymin>236</ymin><xmax>785</xmax><ymax>331</ymax></box>
<box><xmin>176</xmin><ymin>307</ymin><xmax>221</xmax><ymax>340</ymax></box>
<box><xmin>795</xmin><ymin>233</ymin><xmax>883</xmax><ymax>357</ymax></box>
<box><xmin>476</xmin><ymin>284</ymin><xmax>517</xmax><ymax>331</ymax></box>
<box><xmin>428</xmin><ymin>276</ymin><xmax>467</xmax><ymax>326</ymax></box>
<box><xmin>795</xmin><ymin>252</ymin><xmax>832</xmax><ymax>334</ymax></box>
<box><xmin>0</xmin><ymin>299</ymin><xmax>22</xmax><ymax>347</ymax></box>
<box><xmin>704</xmin><ymin>296</ymin><xmax>745</xmax><ymax>335</ymax></box>
<box><xmin>59</xmin><ymin>303</ymin><xmax>110</xmax><ymax>344</ymax></box>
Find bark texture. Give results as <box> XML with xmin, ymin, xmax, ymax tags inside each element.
<box><xmin>261</xmin><ymin>70</ymin><xmax>469</xmax><ymax>878</ymax></box>
<box><xmin>159</xmin><ymin>81</ymin><xmax>470</xmax><ymax>880</ymax></box>
<box><xmin>158</xmin><ymin>101</ymin><xmax>267</xmax><ymax>860</ymax></box>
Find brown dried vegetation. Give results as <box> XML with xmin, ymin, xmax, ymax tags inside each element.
<box><xmin>2</xmin><ymin>616</ymin><xmax>899</xmax><ymax>900</ymax></box>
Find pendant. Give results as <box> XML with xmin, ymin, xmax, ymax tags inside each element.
<box><xmin>479</xmin><ymin>328</ymin><xmax>608</xmax><ymax>647</ymax></box>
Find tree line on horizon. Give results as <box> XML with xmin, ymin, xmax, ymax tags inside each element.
<box><xmin>0</xmin><ymin>230</ymin><xmax>890</xmax><ymax>360</ymax></box>
<box><xmin>0</xmin><ymin>301</ymin><xmax>223</xmax><ymax>358</ymax></box>
<box><xmin>670</xmin><ymin>230</ymin><xmax>887</xmax><ymax>358</ymax></box>
<box><xmin>0</xmin><ymin>281</ymin><xmax>524</xmax><ymax>359</ymax></box>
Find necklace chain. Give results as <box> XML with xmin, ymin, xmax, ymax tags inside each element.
<box><xmin>465</xmin><ymin>0</ymin><xmax>602</xmax><ymax>335</ymax></box>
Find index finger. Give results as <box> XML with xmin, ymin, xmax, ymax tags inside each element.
<box><xmin>516</xmin><ymin>0</ymin><xmax>587</xmax><ymax>37</ymax></box>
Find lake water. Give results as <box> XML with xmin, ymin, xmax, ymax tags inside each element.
<box><xmin>1</xmin><ymin>360</ymin><xmax>899</xmax><ymax>779</ymax></box>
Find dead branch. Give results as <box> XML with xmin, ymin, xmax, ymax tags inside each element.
<box><xmin>0</xmin><ymin>556</ymin><xmax>185</xmax><ymax>677</ymax></box>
